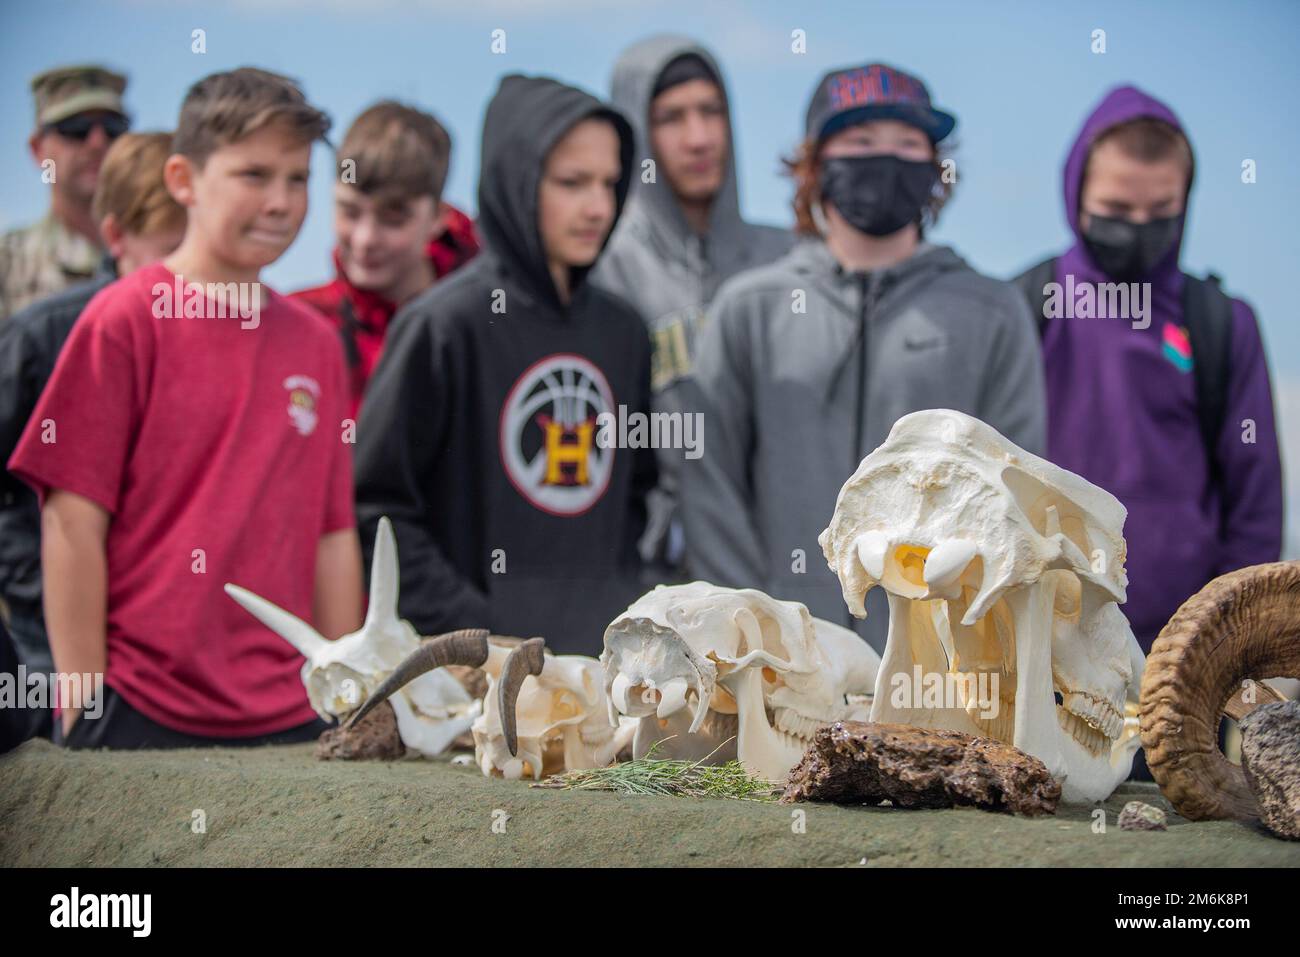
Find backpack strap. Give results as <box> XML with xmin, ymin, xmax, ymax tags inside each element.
<box><xmin>1011</xmin><ymin>257</ymin><xmax>1058</xmax><ymax>336</ymax></box>
<box><xmin>338</xmin><ymin>297</ymin><xmax>362</xmax><ymax>371</ymax></box>
<box><xmin>1182</xmin><ymin>273</ymin><xmax>1235</xmax><ymax>488</ymax></box>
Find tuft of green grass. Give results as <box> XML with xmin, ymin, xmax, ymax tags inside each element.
<box><xmin>531</xmin><ymin>739</ymin><xmax>779</xmax><ymax>802</ymax></box>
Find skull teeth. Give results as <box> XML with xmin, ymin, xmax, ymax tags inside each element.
<box><xmin>1060</xmin><ymin>690</ymin><xmax>1123</xmax><ymax>740</ymax></box>
<box><xmin>1057</xmin><ymin>705</ymin><xmax>1110</xmax><ymax>756</ymax></box>
<box><xmin>773</xmin><ymin>707</ymin><xmax>827</xmax><ymax>741</ymax></box>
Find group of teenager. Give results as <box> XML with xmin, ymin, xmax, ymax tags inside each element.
<box><xmin>0</xmin><ymin>36</ymin><xmax>1283</xmax><ymax>755</ymax></box>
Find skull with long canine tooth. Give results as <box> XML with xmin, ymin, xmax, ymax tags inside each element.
<box><xmin>818</xmin><ymin>409</ymin><xmax>1145</xmax><ymax>803</ymax></box>
<box><xmin>602</xmin><ymin>582</ymin><xmax>880</xmax><ymax>782</ymax></box>
<box><xmin>225</xmin><ymin>517</ymin><xmax>485</xmax><ymax>756</ymax></box>
<box><xmin>347</xmin><ymin>635</ymin><xmax>637</xmax><ymax>780</ymax></box>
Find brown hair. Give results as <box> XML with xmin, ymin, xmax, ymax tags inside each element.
<box><xmin>91</xmin><ymin>131</ymin><xmax>187</xmax><ymax>235</ymax></box>
<box><xmin>783</xmin><ymin>136</ymin><xmax>954</xmax><ymax>238</ymax></box>
<box><xmin>173</xmin><ymin>67</ymin><xmax>331</xmax><ymax>168</ymax></box>
<box><xmin>1089</xmin><ymin>116</ymin><xmax>1192</xmax><ymax>174</ymax></box>
<box><xmin>337</xmin><ymin>100</ymin><xmax>452</xmax><ymax>206</ymax></box>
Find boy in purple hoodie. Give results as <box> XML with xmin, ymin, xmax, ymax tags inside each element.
<box><xmin>1015</xmin><ymin>86</ymin><xmax>1282</xmax><ymax>653</ymax></box>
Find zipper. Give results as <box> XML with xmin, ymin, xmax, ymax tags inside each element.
<box><xmin>853</xmin><ymin>273</ymin><xmax>870</xmax><ymax>463</ymax></box>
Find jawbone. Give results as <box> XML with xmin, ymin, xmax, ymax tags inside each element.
<box><xmin>869</xmin><ymin>578</ymin><xmax>1134</xmax><ymax>803</ymax></box>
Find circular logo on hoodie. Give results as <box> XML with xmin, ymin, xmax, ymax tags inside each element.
<box><xmin>499</xmin><ymin>353</ymin><xmax>615</xmax><ymax>516</ymax></box>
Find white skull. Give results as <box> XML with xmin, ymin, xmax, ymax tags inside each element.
<box><xmin>601</xmin><ymin>582</ymin><xmax>880</xmax><ymax>782</ymax></box>
<box><xmin>818</xmin><ymin>409</ymin><xmax>1145</xmax><ymax>803</ymax></box>
<box><xmin>224</xmin><ymin>517</ymin><xmax>479</xmax><ymax>756</ymax></box>
<box><xmin>472</xmin><ymin>640</ymin><xmax>636</xmax><ymax>780</ymax></box>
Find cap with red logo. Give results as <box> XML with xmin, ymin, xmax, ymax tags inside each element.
<box><xmin>805</xmin><ymin>62</ymin><xmax>955</xmax><ymax>144</ymax></box>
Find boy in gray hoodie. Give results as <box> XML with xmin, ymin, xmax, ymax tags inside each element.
<box><xmin>592</xmin><ymin>35</ymin><xmax>792</xmax><ymax>574</ymax></box>
<box><xmin>682</xmin><ymin>62</ymin><xmax>1046</xmax><ymax>652</ymax></box>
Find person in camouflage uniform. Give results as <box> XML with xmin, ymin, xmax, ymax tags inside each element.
<box><xmin>0</xmin><ymin>65</ymin><xmax>130</xmax><ymax>321</ymax></box>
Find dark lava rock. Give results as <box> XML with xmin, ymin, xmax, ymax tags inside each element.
<box><xmin>1240</xmin><ymin>700</ymin><xmax>1300</xmax><ymax>840</ymax></box>
<box><xmin>780</xmin><ymin>721</ymin><xmax>1060</xmax><ymax>816</ymax></box>
<box><xmin>316</xmin><ymin>700</ymin><xmax>405</xmax><ymax>761</ymax></box>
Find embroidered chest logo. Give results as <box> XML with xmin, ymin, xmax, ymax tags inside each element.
<box><xmin>1161</xmin><ymin>323</ymin><xmax>1194</xmax><ymax>373</ymax></box>
<box><xmin>283</xmin><ymin>374</ymin><xmax>321</xmax><ymax>436</ymax></box>
<box><xmin>499</xmin><ymin>353</ymin><xmax>615</xmax><ymax>516</ymax></box>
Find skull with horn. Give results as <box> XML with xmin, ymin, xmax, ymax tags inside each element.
<box><xmin>224</xmin><ymin>517</ymin><xmax>492</xmax><ymax>756</ymax></box>
<box><xmin>1140</xmin><ymin>561</ymin><xmax>1300</xmax><ymax>823</ymax></box>
<box><xmin>348</xmin><ymin>636</ymin><xmax>636</xmax><ymax>780</ymax></box>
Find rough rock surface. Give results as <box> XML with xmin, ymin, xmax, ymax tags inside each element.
<box><xmin>1240</xmin><ymin>700</ymin><xmax>1300</xmax><ymax>840</ymax></box>
<box><xmin>315</xmin><ymin>700</ymin><xmax>405</xmax><ymax>761</ymax></box>
<box><xmin>1118</xmin><ymin>801</ymin><xmax>1168</xmax><ymax>831</ymax></box>
<box><xmin>781</xmin><ymin>721</ymin><xmax>1060</xmax><ymax>816</ymax></box>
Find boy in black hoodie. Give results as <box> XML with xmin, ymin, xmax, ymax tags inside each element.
<box><xmin>354</xmin><ymin>75</ymin><xmax>655</xmax><ymax>656</ymax></box>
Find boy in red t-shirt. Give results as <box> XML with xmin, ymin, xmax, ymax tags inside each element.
<box><xmin>8</xmin><ymin>67</ymin><xmax>363</xmax><ymax>748</ymax></box>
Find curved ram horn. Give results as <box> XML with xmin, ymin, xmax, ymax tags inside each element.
<box><xmin>344</xmin><ymin>628</ymin><xmax>490</xmax><ymax>730</ymax></box>
<box><xmin>1139</xmin><ymin>561</ymin><xmax>1300</xmax><ymax>822</ymax></box>
<box><xmin>499</xmin><ymin>638</ymin><xmax>547</xmax><ymax>757</ymax></box>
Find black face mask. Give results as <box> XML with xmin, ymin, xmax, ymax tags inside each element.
<box><xmin>818</xmin><ymin>155</ymin><xmax>937</xmax><ymax>237</ymax></box>
<box><xmin>1081</xmin><ymin>214</ymin><xmax>1181</xmax><ymax>281</ymax></box>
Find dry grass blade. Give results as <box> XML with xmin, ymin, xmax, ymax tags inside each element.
<box><xmin>531</xmin><ymin>739</ymin><xmax>780</xmax><ymax>801</ymax></box>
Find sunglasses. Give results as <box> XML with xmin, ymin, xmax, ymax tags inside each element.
<box><xmin>46</xmin><ymin>113</ymin><xmax>130</xmax><ymax>142</ymax></box>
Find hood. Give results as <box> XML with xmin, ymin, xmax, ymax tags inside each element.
<box><xmin>789</xmin><ymin>237</ymin><xmax>971</xmax><ymax>315</ymax></box>
<box><xmin>1063</xmin><ymin>85</ymin><xmax>1192</xmax><ymax>281</ymax></box>
<box><xmin>478</xmin><ymin>73</ymin><xmax>634</xmax><ymax>311</ymax></box>
<box><xmin>609</xmin><ymin>34</ymin><xmax>745</xmax><ymax>249</ymax></box>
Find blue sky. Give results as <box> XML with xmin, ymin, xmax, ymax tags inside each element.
<box><xmin>2</xmin><ymin>0</ymin><xmax>1298</xmax><ymax>552</ymax></box>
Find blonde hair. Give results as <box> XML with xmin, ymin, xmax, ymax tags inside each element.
<box><xmin>91</xmin><ymin>131</ymin><xmax>187</xmax><ymax>235</ymax></box>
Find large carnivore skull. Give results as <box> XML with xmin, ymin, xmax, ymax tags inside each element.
<box><xmin>602</xmin><ymin>582</ymin><xmax>880</xmax><ymax>782</ymax></box>
<box><xmin>224</xmin><ymin>517</ymin><xmax>482</xmax><ymax>756</ymax></box>
<box><xmin>347</xmin><ymin>635</ymin><xmax>636</xmax><ymax>780</ymax></box>
<box><xmin>818</xmin><ymin>409</ymin><xmax>1145</xmax><ymax>803</ymax></box>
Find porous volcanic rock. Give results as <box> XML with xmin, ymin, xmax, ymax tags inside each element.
<box><xmin>781</xmin><ymin>721</ymin><xmax>1060</xmax><ymax>816</ymax></box>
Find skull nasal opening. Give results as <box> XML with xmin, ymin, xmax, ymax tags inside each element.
<box><xmin>881</xmin><ymin>544</ymin><xmax>932</xmax><ymax>598</ymax></box>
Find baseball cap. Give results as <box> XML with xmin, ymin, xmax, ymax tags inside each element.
<box><xmin>805</xmin><ymin>63</ymin><xmax>955</xmax><ymax>144</ymax></box>
<box><xmin>31</xmin><ymin>64</ymin><xmax>128</xmax><ymax>127</ymax></box>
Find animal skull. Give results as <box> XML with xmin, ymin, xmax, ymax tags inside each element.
<box><xmin>818</xmin><ymin>409</ymin><xmax>1145</xmax><ymax>803</ymax></box>
<box><xmin>224</xmin><ymin>517</ymin><xmax>484</xmax><ymax>756</ymax></box>
<box><xmin>348</xmin><ymin>636</ymin><xmax>636</xmax><ymax>780</ymax></box>
<box><xmin>601</xmin><ymin>582</ymin><xmax>880</xmax><ymax>782</ymax></box>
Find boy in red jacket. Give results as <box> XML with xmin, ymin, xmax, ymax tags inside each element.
<box><xmin>291</xmin><ymin>101</ymin><xmax>479</xmax><ymax>419</ymax></box>
<box><xmin>8</xmin><ymin>67</ymin><xmax>363</xmax><ymax>748</ymax></box>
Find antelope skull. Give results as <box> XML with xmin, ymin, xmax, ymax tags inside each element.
<box><xmin>601</xmin><ymin>582</ymin><xmax>880</xmax><ymax>782</ymax></box>
<box><xmin>224</xmin><ymin>517</ymin><xmax>484</xmax><ymax>756</ymax></box>
<box><xmin>818</xmin><ymin>409</ymin><xmax>1145</xmax><ymax>803</ymax></box>
<box><xmin>348</xmin><ymin>636</ymin><xmax>636</xmax><ymax>780</ymax></box>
